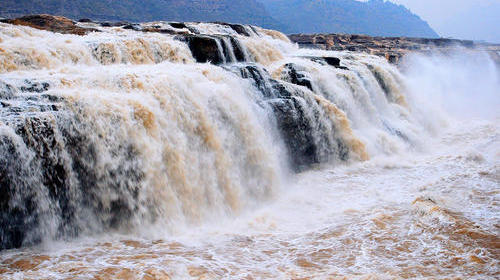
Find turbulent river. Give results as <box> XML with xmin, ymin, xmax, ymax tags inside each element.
<box><xmin>0</xmin><ymin>20</ymin><xmax>498</xmax><ymax>279</ymax></box>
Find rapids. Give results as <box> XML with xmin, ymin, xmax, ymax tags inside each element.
<box><xmin>0</xmin><ymin>20</ymin><xmax>498</xmax><ymax>279</ymax></box>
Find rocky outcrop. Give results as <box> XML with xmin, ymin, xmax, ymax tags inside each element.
<box><xmin>0</xmin><ymin>82</ymin><xmax>15</xmax><ymax>100</ymax></box>
<box><xmin>0</xmin><ymin>79</ymin><xmax>145</xmax><ymax>250</ymax></box>
<box><xmin>289</xmin><ymin>33</ymin><xmax>481</xmax><ymax>64</ymax></box>
<box><xmin>228</xmin><ymin>64</ymin><xmax>348</xmax><ymax>171</ymax></box>
<box><xmin>0</xmin><ymin>14</ymin><xmax>98</xmax><ymax>35</ymax></box>
<box><xmin>176</xmin><ymin>34</ymin><xmax>248</xmax><ymax>64</ymax></box>
<box><xmin>280</xmin><ymin>63</ymin><xmax>314</xmax><ymax>91</ymax></box>
<box><xmin>213</xmin><ymin>22</ymin><xmax>257</xmax><ymax>37</ymax></box>
<box><xmin>303</xmin><ymin>56</ymin><xmax>349</xmax><ymax>70</ymax></box>
<box><xmin>178</xmin><ymin>35</ymin><xmax>225</xmax><ymax>64</ymax></box>
<box><xmin>289</xmin><ymin>33</ymin><xmax>500</xmax><ymax>65</ymax></box>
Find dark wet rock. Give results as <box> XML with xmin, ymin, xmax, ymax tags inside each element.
<box><xmin>0</xmin><ymin>112</ymin><xmax>74</xmax><ymax>250</ymax></box>
<box><xmin>307</xmin><ymin>56</ymin><xmax>349</xmax><ymax>70</ymax></box>
<box><xmin>0</xmin><ymin>82</ymin><xmax>62</xmax><ymax>125</ymax></box>
<box><xmin>228</xmin><ymin>63</ymin><xmax>348</xmax><ymax>171</ymax></box>
<box><xmin>323</xmin><ymin>57</ymin><xmax>341</xmax><ymax>67</ymax></box>
<box><xmin>78</xmin><ymin>18</ymin><xmax>93</xmax><ymax>23</ymax></box>
<box><xmin>4</xmin><ymin>14</ymin><xmax>99</xmax><ymax>35</ymax></box>
<box><xmin>0</xmin><ymin>81</ymin><xmax>16</xmax><ymax>100</ymax></box>
<box><xmin>214</xmin><ymin>22</ymin><xmax>252</xmax><ymax>36</ymax></box>
<box><xmin>281</xmin><ymin>63</ymin><xmax>314</xmax><ymax>91</ymax></box>
<box><xmin>123</xmin><ymin>24</ymin><xmax>142</xmax><ymax>31</ymax></box>
<box><xmin>143</xmin><ymin>27</ymin><xmax>189</xmax><ymax>35</ymax></box>
<box><xmin>58</xmin><ymin>115</ymin><xmax>145</xmax><ymax>231</ymax></box>
<box><xmin>90</xmin><ymin>42</ymin><xmax>119</xmax><ymax>65</ymax></box>
<box><xmin>177</xmin><ymin>35</ymin><xmax>225</xmax><ymax>64</ymax></box>
<box><xmin>99</xmin><ymin>21</ymin><xmax>130</xmax><ymax>27</ymax></box>
<box><xmin>41</xmin><ymin>94</ymin><xmax>64</xmax><ymax>102</ymax></box>
<box><xmin>0</xmin><ymin>133</ymin><xmax>41</xmax><ymax>249</ymax></box>
<box><xmin>224</xmin><ymin>37</ymin><xmax>247</xmax><ymax>62</ymax></box>
<box><xmin>386</xmin><ymin>54</ymin><xmax>398</xmax><ymax>64</ymax></box>
<box><xmin>19</xmin><ymin>80</ymin><xmax>50</xmax><ymax>93</ymax></box>
<box><xmin>99</xmin><ymin>22</ymin><xmax>112</xmax><ymax>27</ymax></box>
<box><xmin>133</xmin><ymin>23</ymin><xmax>192</xmax><ymax>35</ymax></box>
<box><xmin>0</xmin><ymin>101</ymin><xmax>146</xmax><ymax>249</ymax></box>
<box><xmin>268</xmin><ymin>93</ymin><xmax>349</xmax><ymax>171</ymax></box>
<box><xmin>269</xmin><ymin>97</ymin><xmax>319</xmax><ymax>168</ymax></box>
<box><xmin>176</xmin><ymin>34</ymin><xmax>248</xmax><ymax>64</ymax></box>
<box><xmin>367</xmin><ymin>64</ymin><xmax>391</xmax><ymax>99</ymax></box>
<box><xmin>169</xmin><ymin>22</ymin><xmax>187</xmax><ymax>29</ymax></box>
<box><xmin>231</xmin><ymin>65</ymin><xmax>276</xmax><ymax>98</ymax></box>
<box><xmin>25</xmin><ymin>96</ymin><xmax>40</xmax><ymax>101</ymax></box>
<box><xmin>0</xmin><ymin>80</ymin><xmax>148</xmax><ymax>250</ymax></box>
<box><xmin>228</xmin><ymin>23</ymin><xmax>251</xmax><ymax>36</ymax></box>
<box><xmin>0</xmin><ymin>79</ymin><xmax>50</xmax><ymax>100</ymax></box>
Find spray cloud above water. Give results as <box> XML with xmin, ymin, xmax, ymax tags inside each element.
<box><xmin>402</xmin><ymin>50</ymin><xmax>500</xmax><ymax>120</ymax></box>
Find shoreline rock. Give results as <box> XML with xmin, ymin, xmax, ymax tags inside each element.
<box><xmin>288</xmin><ymin>33</ymin><xmax>500</xmax><ymax>64</ymax></box>
<box><xmin>1</xmin><ymin>14</ymin><xmax>99</xmax><ymax>35</ymax></box>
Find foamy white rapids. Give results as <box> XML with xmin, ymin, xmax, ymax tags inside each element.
<box><xmin>0</xmin><ymin>21</ymin><xmax>498</xmax><ymax>279</ymax></box>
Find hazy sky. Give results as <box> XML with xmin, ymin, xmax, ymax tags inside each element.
<box><xmin>387</xmin><ymin>0</ymin><xmax>500</xmax><ymax>42</ymax></box>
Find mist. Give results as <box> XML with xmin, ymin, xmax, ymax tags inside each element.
<box><xmin>402</xmin><ymin>50</ymin><xmax>500</xmax><ymax>120</ymax></box>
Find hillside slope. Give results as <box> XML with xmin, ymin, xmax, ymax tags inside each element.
<box><xmin>260</xmin><ymin>0</ymin><xmax>439</xmax><ymax>37</ymax></box>
<box><xmin>0</xmin><ymin>0</ymin><xmax>283</xmax><ymax>29</ymax></box>
<box><xmin>0</xmin><ymin>0</ymin><xmax>438</xmax><ymax>37</ymax></box>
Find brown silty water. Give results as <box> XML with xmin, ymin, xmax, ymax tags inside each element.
<box><xmin>0</xmin><ymin>20</ymin><xmax>498</xmax><ymax>279</ymax></box>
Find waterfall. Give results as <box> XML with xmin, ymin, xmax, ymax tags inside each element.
<box><xmin>0</xmin><ymin>20</ymin><xmax>427</xmax><ymax>249</ymax></box>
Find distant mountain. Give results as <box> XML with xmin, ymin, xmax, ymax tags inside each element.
<box><xmin>0</xmin><ymin>0</ymin><xmax>438</xmax><ymax>38</ymax></box>
<box><xmin>0</xmin><ymin>0</ymin><xmax>284</xmax><ymax>30</ymax></box>
<box><xmin>259</xmin><ymin>0</ymin><xmax>439</xmax><ymax>37</ymax></box>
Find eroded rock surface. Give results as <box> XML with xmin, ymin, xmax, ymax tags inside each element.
<box><xmin>289</xmin><ymin>33</ymin><xmax>500</xmax><ymax>64</ymax></box>
<box><xmin>1</xmin><ymin>14</ymin><xmax>98</xmax><ymax>35</ymax></box>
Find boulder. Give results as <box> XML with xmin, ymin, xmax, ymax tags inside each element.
<box><xmin>169</xmin><ymin>22</ymin><xmax>187</xmax><ymax>29</ymax></box>
<box><xmin>269</xmin><ymin>97</ymin><xmax>320</xmax><ymax>169</ymax></box>
<box><xmin>4</xmin><ymin>14</ymin><xmax>98</xmax><ymax>35</ymax></box>
<box><xmin>78</xmin><ymin>18</ymin><xmax>93</xmax><ymax>23</ymax></box>
<box><xmin>281</xmin><ymin>63</ymin><xmax>314</xmax><ymax>91</ymax></box>
<box><xmin>99</xmin><ymin>21</ymin><xmax>130</xmax><ymax>27</ymax></box>
<box><xmin>176</xmin><ymin>34</ymin><xmax>248</xmax><ymax>64</ymax></box>
<box><xmin>177</xmin><ymin>35</ymin><xmax>225</xmax><ymax>64</ymax></box>
<box><xmin>0</xmin><ymin>81</ymin><xmax>15</xmax><ymax>100</ymax></box>
<box><xmin>19</xmin><ymin>80</ymin><xmax>50</xmax><ymax>93</ymax></box>
<box><xmin>213</xmin><ymin>22</ymin><xmax>252</xmax><ymax>36</ymax></box>
<box><xmin>143</xmin><ymin>27</ymin><xmax>188</xmax><ymax>35</ymax></box>
<box><xmin>323</xmin><ymin>57</ymin><xmax>341</xmax><ymax>67</ymax></box>
<box><xmin>231</xmin><ymin>65</ymin><xmax>277</xmax><ymax>98</ymax></box>
<box><xmin>123</xmin><ymin>24</ymin><xmax>142</xmax><ymax>31</ymax></box>
<box><xmin>228</xmin><ymin>64</ymin><xmax>348</xmax><ymax>171</ymax></box>
<box><xmin>306</xmin><ymin>56</ymin><xmax>349</xmax><ymax>70</ymax></box>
